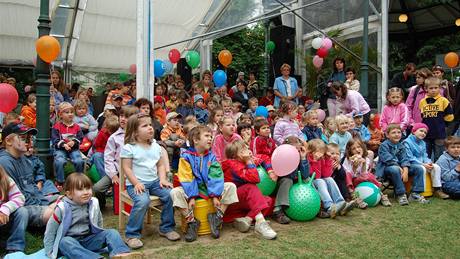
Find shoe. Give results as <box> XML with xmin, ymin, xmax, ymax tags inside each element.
<box><xmin>233</xmin><ymin>217</ymin><xmax>252</xmax><ymax>233</ymax></box>
<box><xmin>339</xmin><ymin>200</ymin><xmax>356</xmax><ymax>216</ymax></box>
<box><xmin>408</xmin><ymin>193</ymin><xmax>431</xmax><ymax>204</ymax></box>
<box><xmin>336</xmin><ymin>201</ymin><xmax>346</xmax><ymax>215</ymax></box>
<box><xmin>207</xmin><ymin>212</ymin><xmax>223</xmax><ymax>239</ymax></box>
<box><xmin>355</xmin><ymin>197</ymin><xmax>368</xmax><ymax>209</ymax></box>
<box><xmin>397</xmin><ymin>194</ymin><xmax>409</xmax><ymax>206</ymax></box>
<box><xmin>112</xmin><ymin>252</ymin><xmax>144</xmax><ymax>259</ymax></box>
<box><xmin>254</xmin><ymin>221</ymin><xmax>277</xmax><ymax>240</ymax></box>
<box><xmin>184</xmin><ymin>219</ymin><xmax>200</xmax><ymax>242</ymax></box>
<box><xmin>126</xmin><ymin>238</ymin><xmax>143</xmax><ymax>249</ymax></box>
<box><xmin>159</xmin><ymin>230</ymin><xmax>181</xmax><ymax>241</ymax></box>
<box><xmin>272</xmin><ymin>210</ymin><xmax>290</xmax><ymax>224</ymax></box>
<box><xmin>380</xmin><ymin>194</ymin><xmax>392</xmax><ymax>207</ymax></box>
<box><xmin>317</xmin><ymin>210</ymin><xmax>331</xmax><ymax>218</ymax></box>
<box><xmin>434</xmin><ymin>190</ymin><xmax>450</xmax><ymax>199</ymax></box>
<box><xmin>327</xmin><ymin>204</ymin><xmax>337</xmax><ymax>219</ymax></box>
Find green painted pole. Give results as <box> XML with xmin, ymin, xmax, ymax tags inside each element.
<box><xmin>35</xmin><ymin>0</ymin><xmax>52</xmax><ymax>176</ymax></box>
<box><xmin>264</xmin><ymin>21</ymin><xmax>270</xmax><ymax>96</ymax></box>
<box><xmin>361</xmin><ymin>0</ymin><xmax>369</xmax><ymax>98</ymax></box>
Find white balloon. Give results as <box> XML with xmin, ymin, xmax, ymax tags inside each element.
<box><xmin>312</xmin><ymin>37</ymin><xmax>323</xmax><ymax>49</ymax></box>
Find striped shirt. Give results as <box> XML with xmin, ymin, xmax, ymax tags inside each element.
<box><xmin>0</xmin><ymin>177</ymin><xmax>25</xmax><ymax>216</ymax></box>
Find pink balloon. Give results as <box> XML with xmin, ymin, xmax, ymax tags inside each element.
<box><xmin>322</xmin><ymin>38</ymin><xmax>333</xmax><ymax>50</ymax></box>
<box><xmin>312</xmin><ymin>55</ymin><xmax>323</xmax><ymax>68</ymax></box>
<box><xmin>271</xmin><ymin>144</ymin><xmax>300</xmax><ymax>176</ymax></box>
<box><xmin>315</xmin><ymin>109</ymin><xmax>326</xmax><ymax>122</ymax></box>
<box><xmin>129</xmin><ymin>64</ymin><xmax>136</xmax><ymax>74</ymax></box>
<box><xmin>0</xmin><ymin>83</ymin><xmax>19</xmax><ymax>113</ymax></box>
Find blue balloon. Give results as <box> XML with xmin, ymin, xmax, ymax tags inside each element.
<box><xmin>213</xmin><ymin>70</ymin><xmax>227</xmax><ymax>88</ymax></box>
<box><xmin>255</xmin><ymin>106</ymin><xmax>269</xmax><ymax>118</ymax></box>
<box><xmin>163</xmin><ymin>60</ymin><xmax>173</xmax><ymax>74</ymax></box>
<box><xmin>154</xmin><ymin>59</ymin><xmax>165</xmax><ymax>77</ymax></box>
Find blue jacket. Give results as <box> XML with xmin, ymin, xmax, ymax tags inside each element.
<box><xmin>302</xmin><ymin>125</ymin><xmax>328</xmax><ymax>144</ymax></box>
<box><xmin>354</xmin><ymin>125</ymin><xmax>370</xmax><ymax>142</ymax></box>
<box><xmin>375</xmin><ymin>140</ymin><xmax>410</xmax><ymax>178</ymax></box>
<box><xmin>402</xmin><ymin>134</ymin><xmax>431</xmax><ymax>165</ymax></box>
<box><xmin>436</xmin><ymin>151</ymin><xmax>460</xmax><ymax>184</ymax></box>
<box><xmin>273</xmin><ymin>76</ymin><xmax>299</xmax><ymax>107</ymax></box>
<box><xmin>194</xmin><ymin>107</ymin><xmax>209</xmax><ymax>124</ymax></box>
<box><xmin>176</xmin><ymin>105</ymin><xmax>194</xmax><ymax>122</ymax></box>
<box><xmin>26</xmin><ymin>154</ymin><xmax>59</xmax><ymax>196</ymax></box>
<box><xmin>284</xmin><ymin>159</ymin><xmax>310</xmax><ymax>181</ymax></box>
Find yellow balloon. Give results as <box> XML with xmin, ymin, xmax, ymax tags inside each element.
<box><xmin>36</xmin><ymin>36</ymin><xmax>61</xmax><ymax>63</ymax></box>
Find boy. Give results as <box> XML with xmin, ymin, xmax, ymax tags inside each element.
<box><xmin>436</xmin><ymin>136</ymin><xmax>460</xmax><ymax>198</ymax></box>
<box><xmin>160</xmin><ymin>112</ymin><xmax>186</xmax><ymax>169</ymax></box>
<box><xmin>353</xmin><ymin>112</ymin><xmax>370</xmax><ymax>142</ymax></box>
<box><xmin>326</xmin><ymin>143</ymin><xmax>349</xmax><ymax>201</ymax></box>
<box><xmin>170</xmin><ymin>125</ymin><xmax>238</xmax><ymax>242</ymax></box>
<box><xmin>20</xmin><ymin>93</ymin><xmax>37</xmax><ymax>128</ymax></box>
<box><xmin>419</xmin><ymin>76</ymin><xmax>454</xmax><ymax>161</ymax></box>
<box><xmin>51</xmin><ymin>102</ymin><xmax>84</xmax><ymax>190</ymax></box>
<box><xmin>376</xmin><ymin>124</ymin><xmax>428</xmax><ymax>205</ymax></box>
<box><xmin>250</xmin><ymin>119</ymin><xmax>276</xmax><ymax>157</ymax></box>
<box><xmin>193</xmin><ymin>94</ymin><xmax>209</xmax><ymax>124</ymax></box>
<box><xmin>165</xmin><ymin>90</ymin><xmax>179</xmax><ymax>112</ymax></box>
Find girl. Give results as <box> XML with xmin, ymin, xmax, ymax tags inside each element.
<box><xmin>212</xmin><ymin>116</ymin><xmax>242</xmax><ymax>162</ymax></box>
<box><xmin>344</xmin><ymin>67</ymin><xmax>360</xmax><ymax>91</ymax></box>
<box><xmin>74</xmin><ymin>88</ymin><xmax>94</xmax><ymax>115</ymax></box>
<box><xmin>120</xmin><ymin>114</ymin><xmax>179</xmax><ymax>249</ymax></box>
<box><xmin>134</xmin><ymin>98</ymin><xmax>163</xmax><ymax>141</ymax></box>
<box><xmin>221</xmin><ymin>140</ymin><xmax>277</xmax><ymax>240</ymax></box>
<box><xmin>379</xmin><ymin>87</ymin><xmax>409</xmax><ymax>133</ymax></box>
<box><xmin>307</xmin><ymin>139</ymin><xmax>355</xmax><ymax>218</ymax></box>
<box><xmin>343</xmin><ymin>138</ymin><xmax>391</xmax><ymax>208</ymax></box>
<box><xmin>0</xmin><ymin>165</ymin><xmax>27</xmax><ymax>253</ymax></box>
<box><xmin>329</xmin><ymin>115</ymin><xmax>352</xmax><ymax>158</ymax></box>
<box><xmin>73</xmin><ymin>100</ymin><xmax>98</xmax><ymax>141</ymax></box>
<box><xmin>237</xmin><ymin>123</ymin><xmax>253</xmax><ymax>146</ymax></box>
<box><xmin>405</xmin><ymin>68</ymin><xmax>433</xmax><ymax>124</ymax></box>
<box><xmin>273</xmin><ymin>101</ymin><xmax>304</xmax><ymax>146</ymax></box>
<box><xmin>207</xmin><ymin>106</ymin><xmax>224</xmax><ymax>137</ymax></box>
<box><xmin>295</xmin><ymin>105</ymin><xmax>306</xmax><ymax>126</ymax></box>
<box><xmin>50</xmin><ymin>70</ymin><xmax>68</xmax><ymax>103</ymax></box>
<box><xmin>44</xmin><ymin>173</ymin><xmax>140</xmax><ymax>259</ymax></box>
<box><xmin>301</xmin><ymin>110</ymin><xmax>328</xmax><ymax>143</ymax></box>
<box><xmin>323</xmin><ymin>117</ymin><xmax>336</xmax><ymax>141</ymax></box>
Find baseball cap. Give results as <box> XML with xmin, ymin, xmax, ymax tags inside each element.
<box><xmin>193</xmin><ymin>94</ymin><xmax>204</xmax><ymax>103</ymax></box>
<box><xmin>2</xmin><ymin>123</ymin><xmax>37</xmax><ymax>141</ymax></box>
<box><xmin>112</xmin><ymin>94</ymin><xmax>123</xmax><ymax>100</ymax></box>
<box><xmin>103</xmin><ymin>104</ymin><xmax>117</xmax><ymax>111</ymax></box>
<box><xmin>266</xmin><ymin>105</ymin><xmax>275</xmax><ymax>112</ymax></box>
<box><xmin>166</xmin><ymin>112</ymin><xmax>182</xmax><ymax>121</ymax></box>
<box><xmin>353</xmin><ymin>112</ymin><xmax>363</xmax><ymax>118</ymax></box>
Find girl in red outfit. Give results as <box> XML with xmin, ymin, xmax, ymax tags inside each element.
<box><xmin>250</xmin><ymin>119</ymin><xmax>276</xmax><ymax>156</ymax></box>
<box><xmin>221</xmin><ymin>140</ymin><xmax>277</xmax><ymax>240</ymax></box>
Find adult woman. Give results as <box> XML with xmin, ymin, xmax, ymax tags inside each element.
<box><xmin>273</xmin><ymin>63</ymin><xmax>301</xmax><ymax>108</ymax></box>
<box><xmin>319</xmin><ymin>58</ymin><xmax>346</xmax><ymax>116</ymax></box>
<box><xmin>232</xmin><ymin>80</ymin><xmax>252</xmax><ymax>112</ymax></box>
<box><xmin>247</xmin><ymin>71</ymin><xmax>259</xmax><ymax>97</ymax></box>
<box><xmin>331</xmin><ymin>81</ymin><xmax>370</xmax><ymax>125</ymax></box>
<box><xmin>405</xmin><ymin>68</ymin><xmax>435</xmax><ymax>124</ymax></box>
<box><xmin>50</xmin><ymin>71</ymin><xmax>69</xmax><ymax>102</ymax></box>
<box><xmin>344</xmin><ymin>67</ymin><xmax>360</xmax><ymax>91</ymax></box>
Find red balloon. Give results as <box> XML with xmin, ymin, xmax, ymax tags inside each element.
<box><xmin>316</xmin><ymin>47</ymin><xmax>328</xmax><ymax>58</ymax></box>
<box><xmin>168</xmin><ymin>49</ymin><xmax>181</xmax><ymax>64</ymax></box>
<box><xmin>0</xmin><ymin>83</ymin><xmax>19</xmax><ymax>113</ymax></box>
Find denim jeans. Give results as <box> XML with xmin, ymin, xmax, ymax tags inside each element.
<box><xmin>125</xmin><ymin>180</ymin><xmax>176</xmax><ymax>238</ymax></box>
<box><xmin>383</xmin><ymin>165</ymin><xmax>424</xmax><ymax>196</ymax></box>
<box><xmin>91</xmin><ymin>152</ymin><xmax>106</xmax><ymax>179</ymax></box>
<box><xmin>58</xmin><ymin>229</ymin><xmax>130</xmax><ymax>258</ymax></box>
<box><xmin>0</xmin><ymin>207</ymin><xmax>28</xmax><ymax>251</ymax></box>
<box><xmin>54</xmin><ymin>149</ymin><xmax>85</xmax><ymax>183</ymax></box>
<box><xmin>442</xmin><ymin>181</ymin><xmax>460</xmax><ymax>198</ymax></box>
<box><xmin>314</xmin><ymin>177</ymin><xmax>344</xmax><ymax>210</ymax></box>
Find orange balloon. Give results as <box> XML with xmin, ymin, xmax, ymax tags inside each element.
<box><xmin>218</xmin><ymin>50</ymin><xmax>233</xmax><ymax>67</ymax></box>
<box><xmin>444</xmin><ymin>52</ymin><xmax>459</xmax><ymax>68</ymax></box>
<box><xmin>35</xmin><ymin>36</ymin><xmax>61</xmax><ymax>63</ymax></box>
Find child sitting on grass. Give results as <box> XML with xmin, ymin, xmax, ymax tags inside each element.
<box><xmin>436</xmin><ymin>136</ymin><xmax>460</xmax><ymax>198</ymax></box>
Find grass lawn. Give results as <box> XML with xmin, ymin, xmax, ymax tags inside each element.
<box><xmin>2</xmin><ymin>197</ymin><xmax>460</xmax><ymax>258</ymax></box>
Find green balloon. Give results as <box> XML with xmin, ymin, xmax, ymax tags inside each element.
<box><xmin>256</xmin><ymin>166</ymin><xmax>276</xmax><ymax>196</ymax></box>
<box><xmin>285</xmin><ymin>172</ymin><xmax>321</xmax><ymax>221</ymax></box>
<box><xmin>64</xmin><ymin>162</ymin><xmax>76</xmax><ymax>178</ymax></box>
<box><xmin>266</xmin><ymin>41</ymin><xmax>275</xmax><ymax>53</ymax></box>
<box><xmin>119</xmin><ymin>72</ymin><xmax>129</xmax><ymax>82</ymax></box>
<box><xmin>86</xmin><ymin>164</ymin><xmax>101</xmax><ymax>183</ymax></box>
<box><xmin>186</xmin><ymin>50</ymin><xmax>200</xmax><ymax>69</ymax></box>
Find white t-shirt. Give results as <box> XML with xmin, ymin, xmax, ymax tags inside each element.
<box><xmin>284</xmin><ymin>78</ymin><xmax>292</xmax><ymax>96</ymax></box>
<box><xmin>120</xmin><ymin>141</ymin><xmax>162</xmax><ymax>185</ymax></box>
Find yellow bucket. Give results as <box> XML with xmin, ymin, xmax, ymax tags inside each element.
<box><xmin>181</xmin><ymin>198</ymin><xmax>216</xmax><ymax>235</ymax></box>
<box><xmin>404</xmin><ymin>170</ymin><xmax>433</xmax><ymax>197</ymax></box>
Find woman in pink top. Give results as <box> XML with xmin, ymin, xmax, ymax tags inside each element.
<box><xmin>331</xmin><ymin>81</ymin><xmax>371</xmax><ymax>125</ymax></box>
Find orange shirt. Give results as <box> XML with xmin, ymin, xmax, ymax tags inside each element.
<box><xmin>154</xmin><ymin>108</ymin><xmax>166</xmax><ymax>125</ymax></box>
<box><xmin>20</xmin><ymin>105</ymin><xmax>36</xmax><ymax>128</ymax></box>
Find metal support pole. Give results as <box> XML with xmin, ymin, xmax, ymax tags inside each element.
<box><xmin>361</xmin><ymin>0</ymin><xmax>369</xmax><ymax>98</ymax></box>
<box><xmin>381</xmin><ymin>0</ymin><xmax>389</xmax><ymax>110</ymax></box>
<box><xmin>264</xmin><ymin>21</ymin><xmax>270</xmax><ymax>95</ymax></box>
<box><xmin>36</xmin><ymin>0</ymin><xmax>52</xmax><ymax>175</ymax></box>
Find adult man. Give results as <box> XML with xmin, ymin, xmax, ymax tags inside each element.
<box><xmin>390</xmin><ymin>63</ymin><xmax>416</xmax><ymax>96</ymax></box>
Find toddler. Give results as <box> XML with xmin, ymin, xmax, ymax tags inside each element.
<box><xmin>273</xmin><ymin>101</ymin><xmax>304</xmax><ymax>145</ymax></box>
<box><xmin>212</xmin><ymin>116</ymin><xmax>242</xmax><ymax>162</ymax></box>
<box><xmin>73</xmin><ymin>99</ymin><xmax>98</xmax><ymax>141</ymax></box>
<box><xmin>329</xmin><ymin>115</ymin><xmax>352</xmax><ymax>158</ymax></box>
<box><xmin>250</xmin><ymin>118</ymin><xmax>276</xmax><ymax>156</ymax></box>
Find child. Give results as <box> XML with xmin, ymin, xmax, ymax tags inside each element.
<box><xmin>97</xmin><ymin>103</ymin><xmax>118</xmax><ymax>130</ymax></box>
<box><xmin>121</xmin><ymin>114</ymin><xmax>179</xmax><ymax>248</ymax></box>
<box><xmin>153</xmin><ymin>96</ymin><xmax>166</xmax><ymax>125</ymax></box>
<box><xmin>237</xmin><ymin>123</ymin><xmax>253</xmax><ymax>146</ymax></box>
<box><xmin>353</xmin><ymin>112</ymin><xmax>370</xmax><ymax>142</ymax></box>
<box><xmin>329</xmin><ymin>115</ymin><xmax>352</xmax><ymax>158</ymax></box>
<box><xmin>436</xmin><ymin>136</ymin><xmax>460</xmax><ymax>198</ymax></box>
<box><xmin>50</xmin><ymin>97</ymin><xmax>57</xmax><ymax>126</ymax></box>
<box><xmin>52</xmin><ymin>102</ymin><xmax>85</xmax><ymax>190</ymax></box>
<box><xmin>160</xmin><ymin>112</ymin><xmax>186</xmax><ymax>169</ymax></box>
<box><xmin>273</xmin><ymin>101</ymin><xmax>304</xmax><ymax>146</ymax></box>
<box><xmin>20</xmin><ymin>93</ymin><xmax>36</xmax><ymax>128</ymax></box>
<box><xmin>295</xmin><ymin>105</ymin><xmax>306</xmax><ymax>125</ymax></box>
<box><xmin>232</xmin><ymin>102</ymin><xmax>243</xmax><ymax>121</ymax></box>
<box><xmin>246</xmin><ymin>97</ymin><xmax>258</xmax><ymax>117</ymax></box>
<box><xmin>74</xmin><ymin>88</ymin><xmax>94</xmax><ymax>115</ymax></box>
<box><xmin>134</xmin><ymin>98</ymin><xmax>163</xmax><ymax>141</ymax></box>
<box><xmin>307</xmin><ymin>139</ymin><xmax>355</xmax><ymax>218</ymax></box>
<box><xmin>272</xmin><ymin>136</ymin><xmax>310</xmax><ymax>224</ymax></box>
<box><xmin>367</xmin><ymin>113</ymin><xmax>384</xmax><ymax>153</ymax></box>
<box><xmin>207</xmin><ymin>106</ymin><xmax>224</xmax><ymax>137</ymax></box>
<box><xmin>379</xmin><ymin>87</ymin><xmax>409</xmax><ymax>133</ymax></box>
<box><xmin>403</xmin><ymin>123</ymin><xmax>449</xmax><ymax>199</ymax></box>
<box><xmin>221</xmin><ymin>140</ymin><xmax>277</xmax><ymax>240</ymax></box>
<box><xmin>221</xmin><ymin>98</ymin><xmax>233</xmax><ymax>117</ymax></box>
<box><xmin>302</xmin><ymin>110</ymin><xmax>328</xmax><ymax>143</ymax></box>
<box><xmin>343</xmin><ymin>138</ymin><xmax>391</xmax><ymax>208</ymax></box>
<box><xmin>323</xmin><ymin>117</ymin><xmax>336</xmax><ymax>141</ymax></box>
<box><xmin>175</xmin><ymin>91</ymin><xmax>194</xmax><ymax>121</ymax></box>
<box><xmin>44</xmin><ymin>173</ymin><xmax>140</xmax><ymax>258</ymax></box>
<box><xmin>193</xmin><ymin>94</ymin><xmax>209</xmax><ymax>124</ymax></box>
<box><xmin>376</xmin><ymin>124</ymin><xmax>429</xmax><ymax>205</ymax></box>
<box><xmin>212</xmin><ymin>116</ymin><xmax>242</xmax><ymax>162</ymax></box>
<box><xmin>250</xmin><ymin>118</ymin><xmax>276</xmax><ymax>157</ymax></box>
<box><xmin>326</xmin><ymin>143</ymin><xmax>349</xmax><ymax>201</ymax></box>
<box><xmin>92</xmin><ymin>116</ymin><xmax>119</xmax><ymax>180</ymax></box>
<box><xmin>73</xmin><ymin>99</ymin><xmax>98</xmax><ymax>141</ymax></box>
<box><xmin>419</xmin><ymin>76</ymin><xmax>454</xmax><ymax>161</ymax></box>
<box><xmin>0</xmin><ymin>165</ymin><xmax>27</xmax><ymax>254</ymax></box>
<box><xmin>165</xmin><ymin>89</ymin><xmax>179</xmax><ymax>112</ymax></box>
<box><xmin>170</xmin><ymin>125</ymin><xmax>238</xmax><ymax>241</ymax></box>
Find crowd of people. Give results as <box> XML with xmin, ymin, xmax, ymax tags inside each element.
<box><xmin>0</xmin><ymin>58</ymin><xmax>460</xmax><ymax>258</ymax></box>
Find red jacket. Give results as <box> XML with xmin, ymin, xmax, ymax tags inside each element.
<box><xmin>250</xmin><ymin>136</ymin><xmax>276</xmax><ymax>157</ymax></box>
<box><xmin>307</xmin><ymin>154</ymin><xmax>334</xmax><ymax>179</ymax></box>
<box><xmin>221</xmin><ymin>154</ymin><xmax>273</xmax><ymax>187</ymax></box>
<box><xmin>51</xmin><ymin>122</ymin><xmax>83</xmax><ymax>151</ymax></box>
<box><xmin>93</xmin><ymin>128</ymin><xmax>111</xmax><ymax>153</ymax></box>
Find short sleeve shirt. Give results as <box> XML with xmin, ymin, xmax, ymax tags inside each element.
<box><xmin>120</xmin><ymin>141</ymin><xmax>162</xmax><ymax>185</ymax></box>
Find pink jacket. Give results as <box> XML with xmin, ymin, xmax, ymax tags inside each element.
<box><xmin>379</xmin><ymin>103</ymin><xmax>409</xmax><ymax>132</ymax></box>
<box><xmin>339</xmin><ymin>90</ymin><xmax>370</xmax><ymax>117</ymax></box>
<box><xmin>211</xmin><ymin>133</ymin><xmax>242</xmax><ymax>162</ymax></box>
<box><xmin>273</xmin><ymin>117</ymin><xmax>304</xmax><ymax>145</ymax></box>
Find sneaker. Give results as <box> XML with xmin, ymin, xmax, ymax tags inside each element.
<box><xmin>207</xmin><ymin>212</ymin><xmax>223</xmax><ymax>238</ymax></box>
<box><xmin>397</xmin><ymin>194</ymin><xmax>409</xmax><ymax>206</ymax></box>
<box><xmin>184</xmin><ymin>219</ymin><xmax>200</xmax><ymax>242</ymax></box>
<box><xmin>339</xmin><ymin>200</ymin><xmax>356</xmax><ymax>216</ymax></box>
<box><xmin>317</xmin><ymin>210</ymin><xmax>331</xmax><ymax>218</ymax></box>
<box><xmin>336</xmin><ymin>201</ymin><xmax>346</xmax><ymax>215</ymax></box>
<box><xmin>233</xmin><ymin>217</ymin><xmax>252</xmax><ymax>233</ymax></box>
<box><xmin>272</xmin><ymin>210</ymin><xmax>290</xmax><ymax>224</ymax></box>
<box><xmin>327</xmin><ymin>204</ymin><xmax>337</xmax><ymax>219</ymax></box>
<box><xmin>254</xmin><ymin>221</ymin><xmax>277</xmax><ymax>240</ymax></box>
<box><xmin>380</xmin><ymin>194</ymin><xmax>392</xmax><ymax>207</ymax></box>
<box><xmin>409</xmin><ymin>193</ymin><xmax>431</xmax><ymax>204</ymax></box>
<box><xmin>355</xmin><ymin>197</ymin><xmax>368</xmax><ymax>209</ymax></box>
<box><xmin>112</xmin><ymin>252</ymin><xmax>144</xmax><ymax>259</ymax></box>
<box><xmin>434</xmin><ymin>190</ymin><xmax>450</xmax><ymax>199</ymax></box>
<box><xmin>126</xmin><ymin>238</ymin><xmax>143</xmax><ymax>249</ymax></box>
<box><xmin>159</xmin><ymin>230</ymin><xmax>181</xmax><ymax>241</ymax></box>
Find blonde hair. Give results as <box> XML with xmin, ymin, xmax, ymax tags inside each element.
<box><xmin>103</xmin><ymin>115</ymin><xmax>120</xmax><ymax>134</ymax></box>
<box><xmin>124</xmin><ymin>113</ymin><xmax>152</xmax><ymax>145</ymax></box>
<box><xmin>248</xmin><ymin>97</ymin><xmax>258</xmax><ymax>106</ymax></box>
<box><xmin>225</xmin><ymin>139</ymin><xmax>247</xmax><ymax>160</ymax></box>
<box><xmin>218</xmin><ymin>115</ymin><xmax>234</xmax><ymax>127</ymax></box>
<box><xmin>280</xmin><ymin>63</ymin><xmax>291</xmax><ymax>72</ymax></box>
<box><xmin>75</xmin><ymin>89</ymin><xmax>89</xmax><ymax>101</ymax></box>
<box><xmin>424</xmin><ymin>76</ymin><xmax>441</xmax><ymax>87</ymax></box>
<box><xmin>307</xmin><ymin>139</ymin><xmax>327</xmax><ymax>153</ymax></box>
<box><xmin>324</xmin><ymin>117</ymin><xmax>336</xmax><ymax>130</ymax></box>
<box><xmin>73</xmin><ymin>99</ymin><xmax>88</xmax><ymax>110</ymax></box>
<box><xmin>302</xmin><ymin>110</ymin><xmax>318</xmax><ymax>123</ymax></box>
<box><xmin>334</xmin><ymin>115</ymin><xmax>349</xmax><ymax>127</ymax></box>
